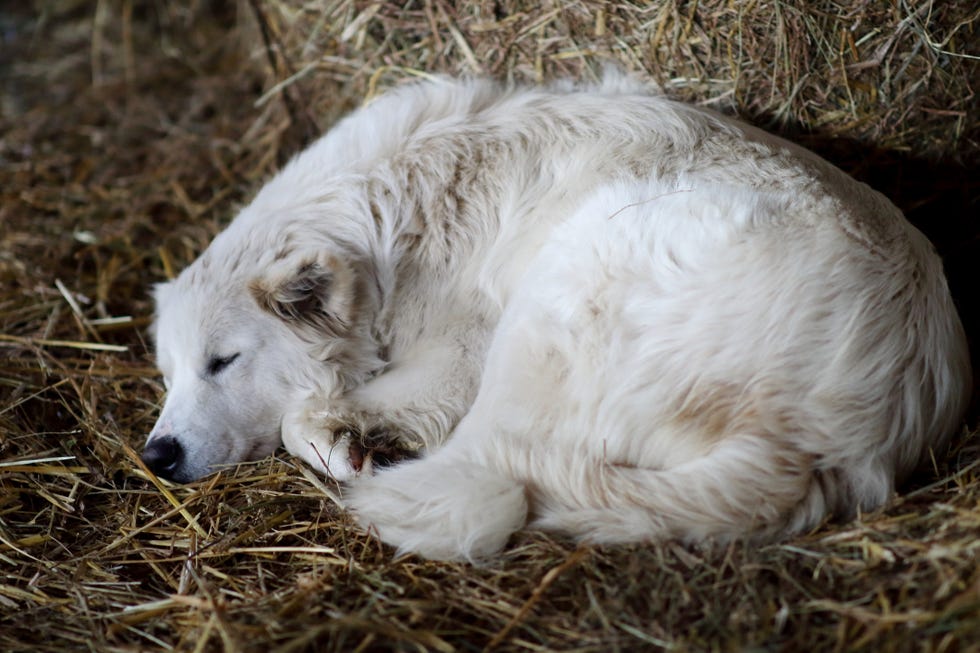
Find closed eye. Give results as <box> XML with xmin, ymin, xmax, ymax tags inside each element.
<box><xmin>206</xmin><ymin>353</ymin><xmax>240</xmax><ymax>376</ymax></box>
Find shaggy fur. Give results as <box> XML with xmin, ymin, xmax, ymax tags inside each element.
<box><xmin>145</xmin><ymin>76</ymin><xmax>971</xmax><ymax>561</ymax></box>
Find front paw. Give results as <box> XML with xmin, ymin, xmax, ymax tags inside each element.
<box><xmin>353</xmin><ymin>422</ymin><xmax>421</xmax><ymax>469</ymax></box>
<box><xmin>281</xmin><ymin>401</ymin><xmax>418</xmax><ymax>481</ymax></box>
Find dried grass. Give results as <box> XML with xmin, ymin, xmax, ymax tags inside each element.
<box><xmin>1</xmin><ymin>1</ymin><xmax>978</xmax><ymax>651</ymax></box>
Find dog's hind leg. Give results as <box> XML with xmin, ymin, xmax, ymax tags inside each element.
<box><xmin>345</xmin><ymin>421</ymin><xmax>839</xmax><ymax>559</ymax></box>
<box><xmin>344</xmin><ymin>297</ymin><xmax>571</xmax><ymax>561</ymax></box>
<box><xmin>344</xmin><ymin>448</ymin><xmax>529</xmax><ymax>561</ymax></box>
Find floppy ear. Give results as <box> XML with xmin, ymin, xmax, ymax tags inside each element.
<box><xmin>249</xmin><ymin>252</ymin><xmax>359</xmax><ymax>336</ymax></box>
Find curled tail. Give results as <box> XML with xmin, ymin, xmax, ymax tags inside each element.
<box><xmin>531</xmin><ymin>433</ymin><xmax>849</xmax><ymax>544</ymax></box>
<box><xmin>346</xmin><ymin>432</ymin><xmax>854</xmax><ymax>559</ymax></box>
<box><xmin>345</xmin><ymin>451</ymin><xmax>528</xmax><ymax>561</ymax></box>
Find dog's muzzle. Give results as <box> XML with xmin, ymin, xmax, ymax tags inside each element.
<box><xmin>141</xmin><ymin>436</ymin><xmax>182</xmax><ymax>480</ymax></box>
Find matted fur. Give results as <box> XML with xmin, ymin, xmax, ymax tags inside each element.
<box><xmin>146</xmin><ymin>76</ymin><xmax>971</xmax><ymax>561</ymax></box>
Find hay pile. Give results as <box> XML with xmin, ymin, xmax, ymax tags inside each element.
<box><xmin>2</xmin><ymin>1</ymin><xmax>978</xmax><ymax>650</ymax></box>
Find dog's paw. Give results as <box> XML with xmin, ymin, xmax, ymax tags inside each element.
<box><xmin>347</xmin><ymin>457</ymin><xmax>529</xmax><ymax>561</ymax></box>
<box><xmin>282</xmin><ymin>398</ymin><xmax>418</xmax><ymax>481</ymax></box>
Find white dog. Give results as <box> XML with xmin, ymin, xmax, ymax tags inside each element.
<box><xmin>144</xmin><ymin>76</ymin><xmax>971</xmax><ymax>560</ymax></box>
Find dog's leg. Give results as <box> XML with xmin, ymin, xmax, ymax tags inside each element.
<box><xmin>283</xmin><ymin>317</ymin><xmax>491</xmax><ymax>480</ymax></box>
<box><xmin>344</xmin><ymin>304</ymin><xmax>566</xmax><ymax>561</ymax></box>
<box><xmin>345</xmin><ymin>404</ymin><xmax>832</xmax><ymax>559</ymax></box>
<box><xmin>282</xmin><ymin>397</ymin><xmax>367</xmax><ymax>481</ymax></box>
<box><xmin>345</xmin><ymin>447</ymin><xmax>529</xmax><ymax>561</ymax></box>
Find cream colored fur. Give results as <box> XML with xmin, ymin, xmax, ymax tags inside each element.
<box><xmin>146</xmin><ymin>76</ymin><xmax>971</xmax><ymax>561</ymax></box>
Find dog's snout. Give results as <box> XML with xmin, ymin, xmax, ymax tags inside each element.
<box><xmin>141</xmin><ymin>436</ymin><xmax>183</xmax><ymax>479</ymax></box>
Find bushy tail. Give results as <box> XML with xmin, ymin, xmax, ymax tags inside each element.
<box><xmin>531</xmin><ymin>434</ymin><xmax>845</xmax><ymax>544</ymax></box>
<box><xmin>345</xmin><ymin>452</ymin><xmax>528</xmax><ymax>561</ymax></box>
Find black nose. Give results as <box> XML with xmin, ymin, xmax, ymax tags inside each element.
<box><xmin>141</xmin><ymin>436</ymin><xmax>182</xmax><ymax>479</ymax></box>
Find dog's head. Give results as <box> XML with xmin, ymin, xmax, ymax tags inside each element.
<box><xmin>142</xmin><ymin>244</ymin><xmax>380</xmax><ymax>482</ymax></box>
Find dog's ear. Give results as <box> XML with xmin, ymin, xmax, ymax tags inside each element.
<box><xmin>249</xmin><ymin>252</ymin><xmax>358</xmax><ymax>336</ymax></box>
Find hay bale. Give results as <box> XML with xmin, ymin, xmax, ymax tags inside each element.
<box><xmin>1</xmin><ymin>1</ymin><xmax>977</xmax><ymax>651</ymax></box>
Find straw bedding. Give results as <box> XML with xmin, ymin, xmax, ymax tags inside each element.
<box><xmin>1</xmin><ymin>1</ymin><xmax>978</xmax><ymax>650</ymax></box>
